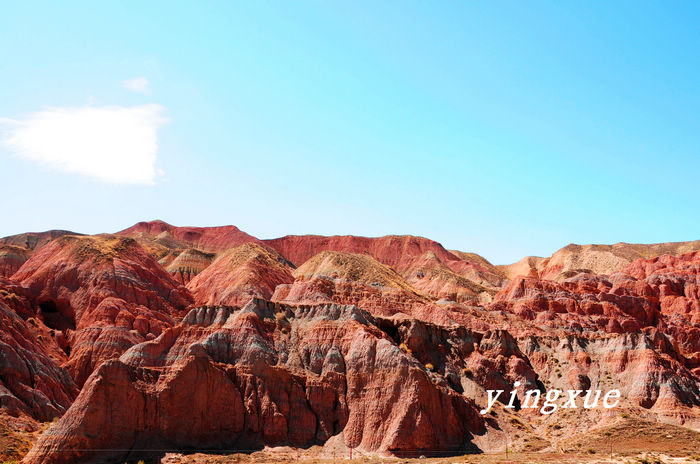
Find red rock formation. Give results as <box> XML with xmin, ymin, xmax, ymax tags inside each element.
<box><xmin>272</xmin><ymin>250</ymin><xmax>432</xmax><ymax>319</ymax></box>
<box><xmin>12</xmin><ymin>235</ymin><xmax>193</xmax><ymax>386</ymax></box>
<box><xmin>0</xmin><ymin>245</ymin><xmax>30</xmax><ymax>278</ymax></box>
<box><xmin>0</xmin><ymin>297</ymin><xmax>78</xmax><ymax>421</ymax></box>
<box><xmin>618</xmin><ymin>251</ymin><xmax>700</xmax><ymax>372</ymax></box>
<box><xmin>264</xmin><ymin>235</ymin><xmax>504</xmax><ymax>306</ymax></box>
<box><xmin>119</xmin><ymin>220</ymin><xmax>259</xmax><ymax>252</ymax></box>
<box><xmin>263</xmin><ymin>234</ymin><xmax>483</xmax><ymax>277</ymax></box>
<box><xmin>0</xmin><ymin>230</ymin><xmax>79</xmax><ymax>252</ymax></box>
<box><xmin>2</xmin><ymin>223</ymin><xmax>699</xmax><ymax>462</ymax></box>
<box><xmin>160</xmin><ymin>248</ymin><xmax>216</xmax><ymax>284</ymax></box>
<box><xmin>0</xmin><ymin>231</ymin><xmax>79</xmax><ymax>279</ymax></box>
<box><xmin>499</xmin><ymin>240</ymin><xmax>700</xmax><ymax>281</ymax></box>
<box><xmin>490</xmin><ymin>275</ymin><xmax>659</xmax><ymax>332</ymax></box>
<box><xmin>488</xmin><ymin>253</ymin><xmax>700</xmax><ymax>420</ymax></box>
<box><xmin>119</xmin><ymin>222</ymin><xmax>503</xmax><ymax>301</ymax></box>
<box><xmin>187</xmin><ymin>243</ymin><xmax>294</xmax><ymax>307</ymax></box>
<box><xmin>293</xmin><ymin>250</ymin><xmax>421</xmax><ymax>294</ymax></box>
<box><xmin>0</xmin><ymin>277</ymin><xmax>34</xmax><ymax>319</ymax></box>
<box><xmin>403</xmin><ymin>251</ymin><xmax>497</xmax><ymax>303</ymax></box>
<box><xmin>24</xmin><ymin>300</ymin><xmax>489</xmax><ymax>464</ymax></box>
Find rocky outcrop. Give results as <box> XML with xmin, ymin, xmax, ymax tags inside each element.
<box><xmin>119</xmin><ymin>220</ymin><xmax>259</xmax><ymax>252</ymax></box>
<box><xmin>272</xmin><ymin>250</ymin><xmax>437</xmax><ymax>320</ymax></box>
<box><xmin>263</xmin><ymin>234</ymin><xmax>456</xmax><ymax>271</ymax></box>
<box><xmin>3</xmin><ymin>223</ymin><xmax>700</xmax><ymax>463</ymax></box>
<box><xmin>490</xmin><ymin>275</ymin><xmax>659</xmax><ymax>333</ymax></box>
<box><xmin>0</xmin><ymin>277</ymin><xmax>34</xmax><ymax>319</ymax></box>
<box><xmin>0</xmin><ymin>298</ymin><xmax>78</xmax><ymax>421</ymax></box>
<box><xmin>12</xmin><ymin>235</ymin><xmax>193</xmax><ymax>385</ymax></box>
<box><xmin>499</xmin><ymin>240</ymin><xmax>700</xmax><ymax>281</ymax></box>
<box><xmin>293</xmin><ymin>251</ymin><xmax>420</xmax><ymax>293</ymax></box>
<box><xmin>489</xmin><ymin>251</ymin><xmax>700</xmax><ymax>423</ymax></box>
<box><xmin>160</xmin><ymin>248</ymin><xmax>216</xmax><ymax>284</ymax></box>
<box><xmin>119</xmin><ymin>222</ymin><xmax>504</xmax><ymax>302</ymax></box>
<box><xmin>0</xmin><ymin>230</ymin><xmax>79</xmax><ymax>252</ymax></box>
<box><xmin>403</xmin><ymin>251</ymin><xmax>497</xmax><ymax>303</ymax></box>
<box><xmin>264</xmin><ymin>235</ymin><xmax>505</xmax><ymax>307</ymax></box>
<box><xmin>187</xmin><ymin>243</ymin><xmax>294</xmax><ymax>307</ymax></box>
<box><xmin>517</xmin><ymin>331</ymin><xmax>700</xmax><ymax>419</ymax></box>
<box><xmin>0</xmin><ymin>231</ymin><xmax>79</xmax><ymax>279</ymax></box>
<box><xmin>619</xmin><ymin>251</ymin><xmax>700</xmax><ymax>372</ymax></box>
<box><xmin>24</xmin><ymin>300</ymin><xmax>489</xmax><ymax>464</ymax></box>
<box><xmin>0</xmin><ymin>246</ymin><xmax>30</xmax><ymax>278</ymax></box>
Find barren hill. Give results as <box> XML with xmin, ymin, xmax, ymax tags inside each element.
<box><xmin>0</xmin><ymin>223</ymin><xmax>698</xmax><ymax>463</ymax></box>
<box><xmin>499</xmin><ymin>240</ymin><xmax>700</xmax><ymax>281</ymax></box>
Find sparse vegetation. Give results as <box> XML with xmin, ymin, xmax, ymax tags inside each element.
<box><xmin>0</xmin><ymin>421</ymin><xmax>32</xmax><ymax>463</ymax></box>
<box><xmin>509</xmin><ymin>416</ymin><xmax>526</xmax><ymax>430</ymax></box>
<box><xmin>38</xmin><ymin>417</ymin><xmax>60</xmax><ymax>434</ymax></box>
<box><xmin>0</xmin><ymin>291</ymin><xmax>18</xmax><ymax>301</ymax></box>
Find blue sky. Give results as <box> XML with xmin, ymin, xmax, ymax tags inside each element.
<box><xmin>1</xmin><ymin>1</ymin><xmax>699</xmax><ymax>264</ymax></box>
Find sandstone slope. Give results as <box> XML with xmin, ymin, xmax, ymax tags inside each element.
<box><xmin>119</xmin><ymin>220</ymin><xmax>259</xmax><ymax>252</ymax></box>
<box><xmin>119</xmin><ymin>221</ymin><xmax>504</xmax><ymax>302</ymax></box>
<box><xmin>2</xmin><ymin>223</ymin><xmax>699</xmax><ymax>463</ymax></box>
<box><xmin>266</xmin><ymin>235</ymin><xmax>502</xmax><ymax>303</ymax></box>
<box><xmin>24</xmin><ymin>299</ymin><xmax>491</xmax><ymax>464</ymax></box>
<box><xmin>272</xmin><ymin>250</ymin><xmax>431</xmax><ymax>319</ymax></box>
<box><xmin>500</xmin><ymin>240</ymin><xmax>700</xmax><ymax>281</ymax></box>
<box><xmin>12</xmin><ymin>235</ymin><xmax>193</xmax><ymax>386</ymax></box>
<box><xmin>187</xmin><ymin>243</ymin><xmax>294</xmax><ymax>307</ymax></box>
<box><xmin>0</xmin><ymin>230</ymin><xmax>79</xmax><ymax>279</ymax></box>
<box><xmin>0</xmin><ymin>292</ymin><xmax>78</xmax><ymax>421</ymax></box>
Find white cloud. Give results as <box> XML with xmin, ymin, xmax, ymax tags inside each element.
<box><xmin>123</xmin><ymin>77</ymin><xmax>150</xmax><ymax>94</ymax></box>
<box><xmin>1</xmin><ymin>104</ymin><xmax>167</xmax><ymax>184</ymax></box>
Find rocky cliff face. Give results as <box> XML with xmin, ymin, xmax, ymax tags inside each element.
<box><xmin>160</xmin><ymin>248</ymin><xmax>216</xmax><ymax>284</ymax></box>
<box><xmin>0</xmin><ymin>245</ymin><xmax>30</xmax><ymax>278</ymax></box>
<box><xmin>0</xmin><ymin>287</ymin><xmax>78</xmax><ymax>421</ymax></box>
<box><xmin>0</xmin><ymin>222</ymin><xmax>698</xmax><ymax>463</ymax></box>
<box><xmin>187</xmin><ymin>243</ymin><xmax>294</xmax><ymax>307</ymax></box>
<box><xmin>119</xmin><ymin>220</ymin><xmax>260</xmax><ymax>252</ymax></box>
<box><xmin>499</xmin><ymin>240</ymin><xmax>700</xmax><ymax>281</ymax></box>
<box><xmin>11</xmin><ymin>235</ymin><xmax>193</xmax><ymax>386</ymax></box>
<box><xmin>120</xmin><ymin>222</ymin><xmax>502</xmax><ymax>305</ymax></box>
<box><xmin>489</xmin><ymin>251</ymin><xmax>700</xmax><ymax>426</ymax></box>
<box><xmin>264</xmin><ymin>235</ymin><xmax>502</xmax><ymax>300</ymax></box>
<box><xmin>0</xmin><ymin>230</ymin><xmax>79</xmax><ymax>279</ymax></box>
<box><xmin>24</xmin><ymin>300</ymin><xmax>489</xmax><ymax>464</ymax></box>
